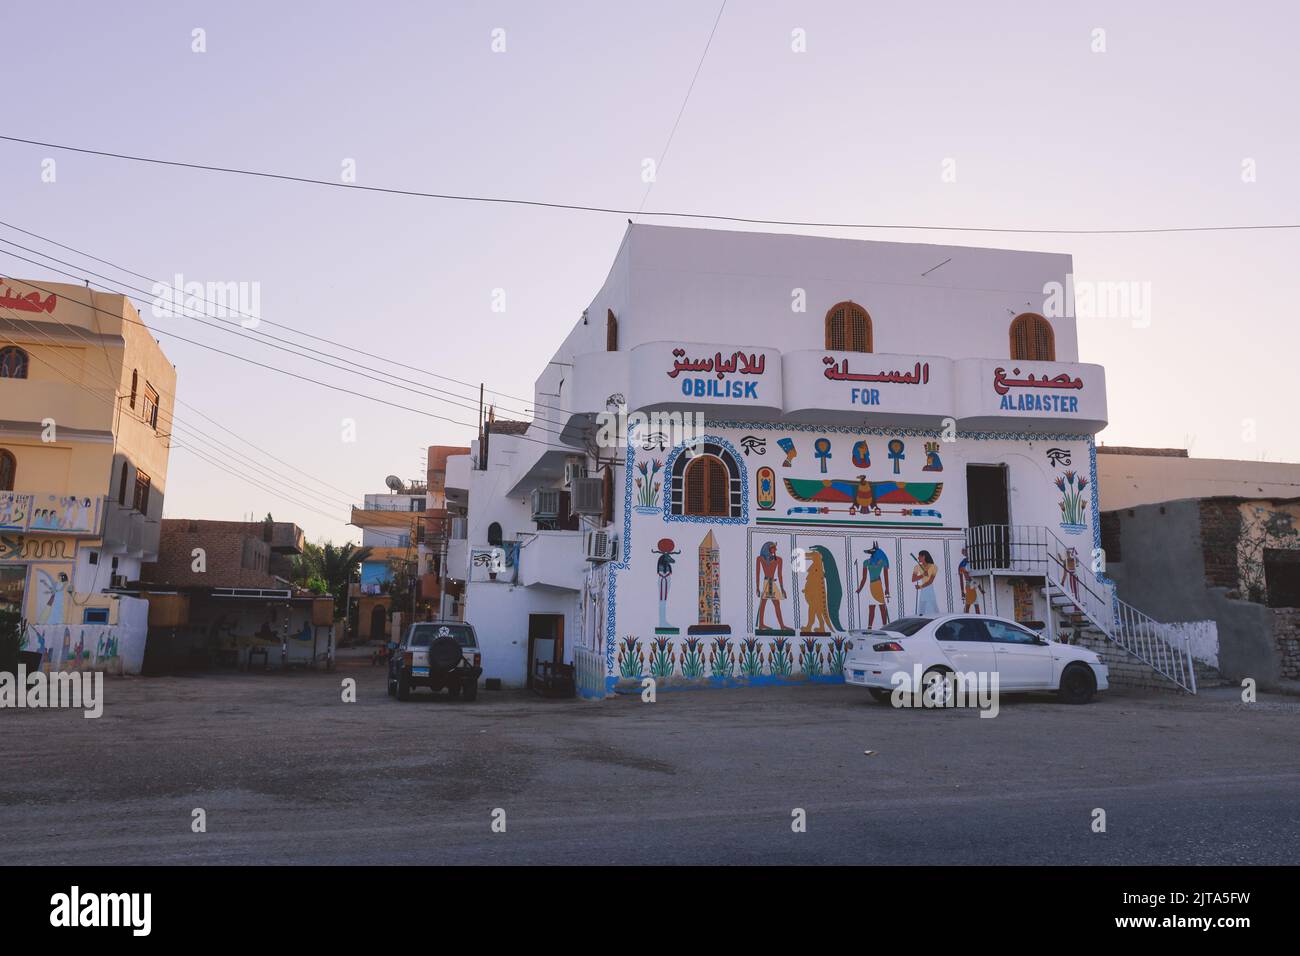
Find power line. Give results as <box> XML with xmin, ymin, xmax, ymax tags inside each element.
<box><xmin>3</xmin><ymin>133</ymin><xmax>1296</xmax><ymax>235</ymax></box>
<box><xmin>0</xmin><ymin>263</ymin><xmax>571</xmax><ymax>451</ymax></box>
<box><xmin>0</xmin><ymin>237</ymin><xmax>571</xmax><ymax>437</ymax></box>
<box><xmin>0</xmin><ymin>318</ymin><xmax>349</xmax><ymax>523</ymax></box>
<box><xmin>0</xmin><ymin>216</ymin><xmax>556</xmax><ymax>418</ymax></box>
<box><xmin>637</xmin><ymin>0</ymin><xmax>728</xmax><ymax>213</ymax></box>
<box><xmin>0</xmin><ymin>309</ymin><xmax>358</xmax><ymax>515</ymax></box>
<box><xmin>0</xmin><ymin>278</ymin><xmax>363</xmax><ymax>510</ymax></box>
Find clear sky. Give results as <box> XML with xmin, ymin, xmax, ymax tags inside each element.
<box><xmin>3</xmin><ymin>1</ymin><xmax>1297</xmax><ymax>543</ymax></box>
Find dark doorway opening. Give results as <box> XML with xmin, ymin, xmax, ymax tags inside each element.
<box><xmin>527</xmin><ymin>614</ymin><xmax>564</xmax><ymax>690</ymax></box>
<box><xmin>370</xmin><ymin>605</ymin><xmax>387</xmax><ymax>640</ymax></box>
<box><xmin>966</xmin><ymin>464</ymin><xmax>1010</xmax><ymax>568</ymax></box>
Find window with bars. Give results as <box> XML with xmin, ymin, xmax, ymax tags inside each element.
<box><xmin>142</xmin><ymin>383</ymin><xmax>160</xmax><ymax>429</ymax></box>
<box><xmin>668</xmin><ymin>443</ymin><xmax>743</xmax><ymax>519</ymax></box>
<box><xmin>1009</xmin><ymin>313</ymin><xmax>1055</xmax><ymax>361</ymax></box>
<box><xmin>0</xmin><ymin>347</ymin><xmax>28</xmax><ymax>379</ymax></box>
<box><xmin>684</xmin><ymin>455</ymin><xmax>729</xmax><ymax>516</ymax></box>
<box><xmin>824</xmin><ymin>301</ymin><xmax>872</xmax><ymax>352</ymax></box>
<box><xmin>132</xmin><ymin>469</ymin><xmax>151</xmax><ymax>515</ymax></box>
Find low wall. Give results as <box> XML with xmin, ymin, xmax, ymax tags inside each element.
<box><xmin>21</xmin><ymin>596</ymin><xmax>149</xmax><ymax>675</ymax></box>
<box><xmin>1273</xmin><ymin>608</ymin><xmax>1300</xmax><ymax>680</ymax></box>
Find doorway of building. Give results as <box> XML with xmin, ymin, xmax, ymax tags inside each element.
<box><xmin>527</xmin><ymin>614</ymin><xmax>564</xmax><ymax>689</ymax></box>
<box><xmin>966</xmin><ymin>464</ymin><xmax>1010</xmax><ymax>568</ymax></box>
<box><xmin>370</xmin><ymin>605</ymin><xmax>387</xmax><ymax>641</ymax></box>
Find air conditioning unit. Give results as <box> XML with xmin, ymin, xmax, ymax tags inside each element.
<box><xmin>530</xmin><ymin>487</ymin><xmax>562</xmax><ymax>522</ymax></box>
<box><xmin>110</xmin><ymin>574</ymin><xmax>128</xmax><ymax>589</ymax></box>
<box><xmin>584</xmin><ymin>529</ymin><xmax>617</xmax><ymax>563</ymax></box>
<box><xmin>570</xmin><ymin>476</ymin><xmax>605</xmax><ymax>515</ymax></box>
<box><xmin>563</xmin><ymin>458</ymin><xmax>588</xmax><ymax>487</ymax></box>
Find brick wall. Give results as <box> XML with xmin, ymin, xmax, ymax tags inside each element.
<box><xmin>1272</xmin><ymin>608</ymin><xmax>1300</xmax><ymax>680</ymax></box>
<box><xmin>1198</xmin><ymin>499</ymin><xmax>1243</xmax><ymax>592</ymax></box>
<box><xmin>142</xmin><ymin>523</ymin><xmax>279</xmax><ymax>589</ymax></box>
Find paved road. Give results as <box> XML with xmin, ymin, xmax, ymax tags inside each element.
<box><xmin>2</xmin><ymin>666</ymin><xmax>1297</xmax><ymax>864</ymax></box>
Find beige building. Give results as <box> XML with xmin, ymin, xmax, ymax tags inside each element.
<box><xmin>0</xmin><ymin>277</ymin><xmax>176</xmax><ymax>674</ymax></box>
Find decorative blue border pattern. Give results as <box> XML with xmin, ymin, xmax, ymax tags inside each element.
<box><xmin>660</xmin><ymin>434</ymin><xmax>750</xmax><ymax>526</ymax></box>
<box><xmin>603</xmin><ymin>418</ymin><xmax>1109</xmax><ymax>696</ymax></box>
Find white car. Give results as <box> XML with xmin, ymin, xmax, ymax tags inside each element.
<box><xmin>843</xmin><ymin>614</ymin><xmax>1109</xmax><ymax>705</ymax></box>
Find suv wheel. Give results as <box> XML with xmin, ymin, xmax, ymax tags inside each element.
<box><xmin>462</xmin><ymin>679</ymin><xmax>478</xmax><ymax>702</ymax></box>
<box><xmin>387</xmin><ymin>674</ymin><xmax>396</xmax><ymax>697</ymax></box>
<box><xmin>428</xmin><ymin>634</ymin><xmax>463</xmax><ymax>672</ymax></box>
<box><xmin>447</xmin><ymin>682</ymin><xmax>461</xmax><ymax>699</ymax></box>
<box><xmin>396</xmin><ymin>670</ymin><xmax>411</xmax><ymax>701</ymax></box>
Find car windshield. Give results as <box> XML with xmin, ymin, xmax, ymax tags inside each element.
<box><xmin>408</xmin><ymin>623</ymin><xmax>477</xmax><ymax>648</ymax></box>
<box><xmin>878</xmin><ymin>617</ymin><xmax>932</xmax><ymax>637</ymax></box>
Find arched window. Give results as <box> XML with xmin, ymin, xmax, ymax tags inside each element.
<box><xmin>684</xmin><ymin>456</ymin><xmax>729</xmax><ymax>516</ymax></box>
<box><xmin>487</xmin><ymin>522</ymin><xmax>503</xmax><ymax>547</ymax></box>
<box><xmin>0</xmin><ymin>449</ymin><xmax>15</xmax><ymax>491</ymax></box>
<box><xmin>824</xmin><ymin>302</ymin><xmax>872</xmax><ymax>352</ymax></box>
<box><xmin>0</xmin><ymin>346</ymin><xmax>28</xmax><ymax>379</ymax></box>
<box><xmin>668</xmin><ymin>442</ymin><xmax>743</xmax><ymax>519</ymax></box>
<box><xmin>1009</xmin><ymin>313</ymin><xmax>1055</xmax><ymax>361</ymax></box>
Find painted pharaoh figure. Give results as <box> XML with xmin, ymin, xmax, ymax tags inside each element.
<box><xmin>652</xmin><ymin>538</ymin><xmax>680</xmax><ymax>634</ymax></box>
<box><xmin>910</xmin><ymin>549</ymin><xmax>939</xmax><ymax>616</ymax></box>
<box><xmin>856</xmin><ymin>542</ymin><xmax>891</xmax><ymax>627</ymax></box>
<box><xmin>958</xmin><ymin>547</ymin><xmax>983</xmax><ymax>614</ymax></box>
<box><xmin>754</xmin><ymin>541</ymin><xmax>793</xmax><ymax>636</ymax></box>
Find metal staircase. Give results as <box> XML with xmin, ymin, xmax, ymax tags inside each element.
<box><xmin>965</xmin><ymin>524</ymin><xmax>1198</xmax><ymax>693</ymax></box>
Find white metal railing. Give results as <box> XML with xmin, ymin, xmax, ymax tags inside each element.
<box><xmin>574</xmin><ymin>645</ymin><xmax>608</xmax><ymax>699</ymax></box>
<box><xmin>965</xmin><ymin>524</ymin><xmax>1114</xmax><ymax>632</ymax></box>
<box><xmin>1111</xmin><ymin>596</ymin><xmax>1197</xmax><ymax>694</ymax></box>
<box><xmin>966</xmin><ymin>524</ymin><xmax>1197</xmax><ymax>694</ymax></box>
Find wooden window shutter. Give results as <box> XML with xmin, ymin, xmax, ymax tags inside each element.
<box><xmin>1009</xmin><ymin>314</ymin><xmax>1055</xmax><ymax>361</ymax></box>
<box><xmin>825</xmin><ymin>302</ymin><xmax>872</xmax><ymax>353</ymax></box>
<box><xmin>706</xmin><ymin>458</ymin><xmax>727</xmax><ymax>516</ymax></box>
<box><xmin>685</xmin><ymin>458</ymin><xmax>707</xmax><ymax>515</ymax></box>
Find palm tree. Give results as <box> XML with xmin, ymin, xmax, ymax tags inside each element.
<box><xmin>319</xmin><ymin>542</ymin><xmax>372</xmax><ymax>617</ymax></box>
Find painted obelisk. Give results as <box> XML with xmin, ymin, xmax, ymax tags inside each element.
<box><xmin>688</xmin><ymin>530</ymin><xmax>730</xmax><ymax>636</ymax></box>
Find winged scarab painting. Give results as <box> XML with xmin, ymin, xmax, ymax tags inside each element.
<box><xmin>783</xmin><ymin>475</ymin><xmax>942</xmax><ymax>515</ymax></box>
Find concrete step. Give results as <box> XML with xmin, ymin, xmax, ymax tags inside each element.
<box><xmin>1064</xmin><ymin>627</ymin><xmax>1196</xmax><ymax>694</ymax></box>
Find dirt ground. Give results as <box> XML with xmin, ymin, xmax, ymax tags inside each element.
<box><xmin>2</xmin><ymin>663</ymin><xmax>1297</xmax><ymax>864</ymax></box>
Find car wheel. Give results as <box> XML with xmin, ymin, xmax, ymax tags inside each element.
<box><xmin>922</xmin><ymin>667</ymin><xmax>954</xmax><ymax>708</ymax></box>
<box><xmin>1058</xmin><ymin>663</ymin><xmax>1097</xmax><ymax>704</ymax></box>
<box><xmin>447</xmin><ymin>681</ymin><xmax>461</xmax><ymax>699</ymax></box>
<box><xmin>396</xmin><ymin>670</ymin><xmax>411</xmax><ymax>701</ymax></box>
<box><xmin>462</xmin><ymin>680</ymin><xmax>478</xmax><ymax>702</ymax></box>
<box><xmin>386</xmin><ymin>674</ymin><xmax>396</xmax><ymax>697</ymax></box>
<box><xmin>867</xmin><ymin>688</ymin><xmax>893</xmax><ymax>704</ymax></box>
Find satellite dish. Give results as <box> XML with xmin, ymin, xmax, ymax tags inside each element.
<box><xmin>385</xmin><ymin>475</ymin><xmax>404</xmax><ymax>492</ymax></box>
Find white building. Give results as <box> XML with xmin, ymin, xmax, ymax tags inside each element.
<box><xmin>446</xmin><ymin>225</ymin><xmax>1190</xmax><ymax>696</ymax></box>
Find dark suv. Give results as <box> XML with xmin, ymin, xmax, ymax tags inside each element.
<box><xmin>388</xmin><ymin>621</ymin><xmax>483</xmax><ymax>701</ymax></box>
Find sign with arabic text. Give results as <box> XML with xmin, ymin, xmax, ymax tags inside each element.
<box><xmin>630</xmin><ymin>342</ymin><xmax>783</xmax><ymax>414</ymax></box>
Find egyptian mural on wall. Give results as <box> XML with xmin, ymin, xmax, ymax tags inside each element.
<box><xmin>609</xmin><ymin>420</ymin><xmax>1096</xmax><ymax>690</ymax></box>
<box><xmin>1235</xmin><ymin>501</ymin><xmax>1300</xmax><ymax>605</ymax></box>
<box><xmin>19</xmin><ymin>624</ymin><xmax>129</xmax><ymax>675</ymax></box>
<box><xmin>0</xmin><ymin>493</ymin><xmax>102</xmax><ymax>534</ymax></box>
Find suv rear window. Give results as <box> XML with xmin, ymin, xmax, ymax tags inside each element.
<box><xmin>408</xmin><ymin>623</ymin><xmax>477</xmax><ymax>648</ymax></box>
<box><xmin>879</xmin><ymin>617</ymin><xmax>931</xmax><ymax>637</ymax></box>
